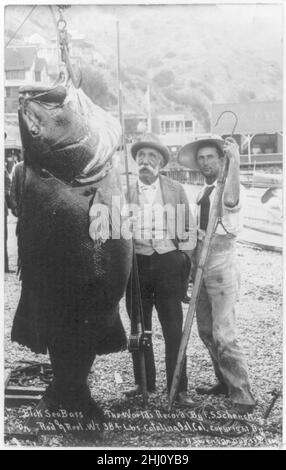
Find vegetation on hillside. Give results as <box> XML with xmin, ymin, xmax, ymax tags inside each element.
<box><xmin>5</xmin><ymin>4</ymin><xmax>283</xmax><ymax>131</ymax></box>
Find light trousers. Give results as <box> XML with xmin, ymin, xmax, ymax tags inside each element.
<box><xmin>196</xmin><ymin>235</ymin><xmax>255</xmax><ymax>406</ymax></box>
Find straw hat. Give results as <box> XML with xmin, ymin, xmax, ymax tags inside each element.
<box><xmin>178</xmin><ymin>135</ymin><xmax>224</xmax><ymax>170</ymax></box>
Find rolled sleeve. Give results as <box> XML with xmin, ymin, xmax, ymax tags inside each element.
<box><xmin>223</xmin><ymin>200</ymin><xmax>241</xmax><ymax>213</ymax></box>
<box><xmin>218</xmin><ymin>184</ymin><xmax>246</xmax><ymax>235</ymax></box>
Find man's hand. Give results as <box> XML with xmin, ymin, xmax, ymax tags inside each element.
<box><xmin>183</xmin><ymin>250</ymin><xmax>193</xmax><ymax>264</ymax></box>
<box><xmin>223</xmin><ymin>137</ymin><xmax>240</xmax><ymax>165</ymax></box>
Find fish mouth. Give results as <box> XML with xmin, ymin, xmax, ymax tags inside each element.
<box><xmin>17</xmin><ymin>80</ymin><xmax>122</xmax><ymax>184</ymax></box>
<box><xmin>19</xmin><ymin>85</ymin><xmax>67</xmax><ymax>106</ymax></box>
<box><xmin>21</xmin><ymin>114</ymin><xmax>88</xmax><ymax>152</ymax></box>
<box><xmin>18</xmin><ymin>84</ymin><xmax>68</xmax><ymax>138</ymax></box>
<box><xmin>18</xmin><ymin>89</ymin><xmax>89</xmax><ymax>152</ymax></box>
<box><xmin>51</xmin><ymin>138</ymin><xmax>90</xmax><ymax>153</ymax></box>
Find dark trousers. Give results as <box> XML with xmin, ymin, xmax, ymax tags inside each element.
<box><xmin>126</xmin><ymin>250</ymin><xmax>189</xmax><ymax>393</ymax></box>
<box><xmin>5</xmin><ymin>211</ymin><xmax>9</xmax><ymax>272</ymax></box>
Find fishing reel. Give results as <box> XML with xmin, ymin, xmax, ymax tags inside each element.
<box><xmin>128</xmin><ymin>330</ymin><xmax>152</xmax><ymax>352</ymax></box>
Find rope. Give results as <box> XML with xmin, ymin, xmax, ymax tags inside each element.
<box><xmin>5</xmin><ymin>5</ymin><xmax>37</xmax><ymax>48</ymax></box>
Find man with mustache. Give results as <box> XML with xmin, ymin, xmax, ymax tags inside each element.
<box><xmin>125</xmin><ymin>133</ymin><xmax>196</xmax><ymax>405</ymax></box>
<box><xmin>178</xmin><ymin>136</ymin><xmax>256</xmax><ymax>414</ymax></box>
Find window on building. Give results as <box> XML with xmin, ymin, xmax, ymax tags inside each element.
<box><xmin>185</xmin><ymin>120</ymin><xmax>193</xmax><ymax>132</ymax></box>
<box><xmin>160</xmin><ymin>121</ymin><xmax>166</xmax><ymax>133</ymax></box>
<box><xmin>5</xmin><ymin>86</ymin><xmax>19</xmax><ymax>98</ymax></box>
<box><xmin>240</xmin><ymin>134</ymin><xmax>277</xmax><ymax>155</ymax></box>
<box><xmin>175</xmin><ymin>121</ymin><xmax>181</xmax><ymax>133</ymax></box>
<box><xmin>6</xmin><ymin>70</ymin><xmax>25</xmax><ymax>80</ymax></box>
<box><xmin>251</xmin><ymin>134</ymin><xmax>277</xmax><ymax>154</ymax></box>
<box><xmin>35</xmin><ymin>71</ymin><xmax>41</xmax><ymax>82</ymax></box>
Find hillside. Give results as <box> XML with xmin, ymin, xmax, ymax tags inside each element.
<box><xmin>4</xmin><ymin>4</ymin><xmax>283</xmax><ymax>131</ymax></box>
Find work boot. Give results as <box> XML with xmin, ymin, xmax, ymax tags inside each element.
<box><xmin>175</xmin><ymin>391</ymin><xmax>197</xmax><ymax>408</ymax></box>
<box><xmin>124</xmin><ymin>385</ymin><xmax>156</xmax><ymax>397</ymax></box>
<box><xmin>232</xmin><ymin>403</ymin><xmax>256</xmax><ymax>415</ymax></box>
<box><xmin>196</xmin><ymin>383</ymin><xmax>228</xmax><ymax>396</ymax></box>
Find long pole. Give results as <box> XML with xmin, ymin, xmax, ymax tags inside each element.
<box><xmin>116</xmin><ymin>21</ymin><xmax>130</xmax><ymax>198</ymax></box>
<box><xmin>146</xmin><ymin>84</ymin><xmax>152</xmax><ymax>133</ymax></box>
<box><xmin>116</xmin><ymin>20</ymin><xmax>148</xmax><ymax>406</ymax></box>
<box><xmin>168</xmin><ymin>157</ymin><xmax>230</xmax><ymax>410</ymax></box>
<box><xmin>49</xmin><ymin>6</ymin><xmax>60</xmax><ymax>76</ymax></box>
<box><xmin>247</xmin><ymin>134</ymin><xmax>251</xmax><ymax>166</ymax></box>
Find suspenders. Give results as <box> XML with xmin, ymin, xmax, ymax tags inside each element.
<box><xmin>216</xmin><ymin>195</ymin><xmax>231</xmax><ymax>235</ymax></box>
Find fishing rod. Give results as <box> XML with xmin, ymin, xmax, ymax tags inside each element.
<box><xmin>5</xmin><ymin>5</ymin><xmax>38</xmax><ymax>48</ymax></box>
<box><xmin>116</xmin><ymin>21</ymin><xmax>149</xmax><ymax>406</ymax></box>
<box><xmin>168</xmin><ymin>111</ymin><xmax>238</xmax><ymax>410</ymax></box>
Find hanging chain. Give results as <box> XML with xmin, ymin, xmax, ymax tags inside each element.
<box><xmin>55</xmin><ymin>6</ymin><xmax>81</xmax><ymax>88</ymax></box>
<box><xmin>57</xmin><ymin>7</ymin><xmax>69</xmax><ymax>65</ymax></box>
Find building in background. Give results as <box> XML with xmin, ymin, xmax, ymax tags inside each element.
<box><xmin>4</xmin><ymin>31</ymin><xmax>108</xmax><ymax>169</ymax></box>
<box><xmin>124</xmin><ymin>112</ymin><xmax>148</xmax><ymax>142</ymax></box>
<box><xmin>4</xmin><ymin>42</ymin><xmax>51</xmax><ymax>169</ymax></box>
<box><xmin>29</xmin><ymin>31</ymin><xmax>107</xmax><ymax>74</ymax></box>
<box><xmin>211</xmin><ymin>101</ymin><xmax>283</xmax><ymax>168</ymax></box>
<box><xmin>67</xmin><ymin>31</ymin><xmax>107</xmax><ymax>68</ymax></box>
<box><xmin>5</xmin><ymin>46</ymin><xmax>50</xmax><ymax>113</ymax></box>
<box><xmin>151</xmin><ymin>111</ymin><xmax>201</xmax><ymax>166</ymax></box>
<box><xmin>153</xmin><ymin>112</ymin><xmax>195</xmax><ymax>136</ymax></box>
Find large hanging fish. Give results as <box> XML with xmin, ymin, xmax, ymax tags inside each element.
<box><xmin>11</xmin><ymin>82</ymin><xmax>132</xmax><ymax>413</ymax></box>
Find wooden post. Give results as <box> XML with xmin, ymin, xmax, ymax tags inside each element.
<box><xmin>247</xmin><ymin>134</ymin><xmax>251</xmax><ymax>166</ymax></box>
<box><xmin>116</xmin><ymin>21</ymin><xmax>130</xmax><ymax>198</ymax></box>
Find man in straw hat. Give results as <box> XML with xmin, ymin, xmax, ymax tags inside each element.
<box><xmin>178</xmin><ymin>135</ymin><xmax>255</xmax><ymax>413</ymax></box>
<box><xmin>125</xmin><ymin>133</ymin><xmax>197</xmax><ymax>405</ymax></box>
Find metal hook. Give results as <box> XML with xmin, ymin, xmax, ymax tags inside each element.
<box><xmin>214</xmin><ymin>110</ymin><xmax>238</xmax><ymax>136</ymax></box>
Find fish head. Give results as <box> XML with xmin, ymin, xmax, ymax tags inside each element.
<box><xmin>18</xmin><ymin>84</ymin><xmax>120</xmax><ymax>183</ymax></box>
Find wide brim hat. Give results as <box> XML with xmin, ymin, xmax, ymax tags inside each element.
<box><xmin>131</xmin><ymin>133</ymin><xmax>169</xmax><ymax>167</ymax></box>
<box><xmin>178</xmin><ymin>135</ymin><xmax>224</xmax><ymax>170</ymax></box>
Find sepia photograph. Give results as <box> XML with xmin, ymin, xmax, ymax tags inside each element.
<box><xmin>2</xmin><ymin>1</ymin><xmax>283</xmax><ymax>450</ymax></box>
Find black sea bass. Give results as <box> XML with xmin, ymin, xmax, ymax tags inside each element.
<box><xmin>11</xmin><ymin>81</ymin><xmax>132</xmax><ymax>413</ymax></box>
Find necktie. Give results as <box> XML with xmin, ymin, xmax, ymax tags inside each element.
<box><xmin>198</xmin><ymin>185</ymin><xmax>215</xmax><ymax>231</ymax></box>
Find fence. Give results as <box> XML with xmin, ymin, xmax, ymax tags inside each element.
<box><xmin>160</xmin><ymin>168</ymin><xmax>204</xmax><ymax>185</ymax></box>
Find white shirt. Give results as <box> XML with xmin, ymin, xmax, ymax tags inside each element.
<box><xmin>138</xmin><ymin>178</ymin><xmax>160</xmax><ymax>205</ymax></box>
<box><xmin>135</xmin><ymin>178</ymin><xmax>177</xmax><ymax>255</ymax></box>
<box><xmin>196</xmin><ymin>180</ymin><xmax>246</xmax><ymax>239</ymax></box>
